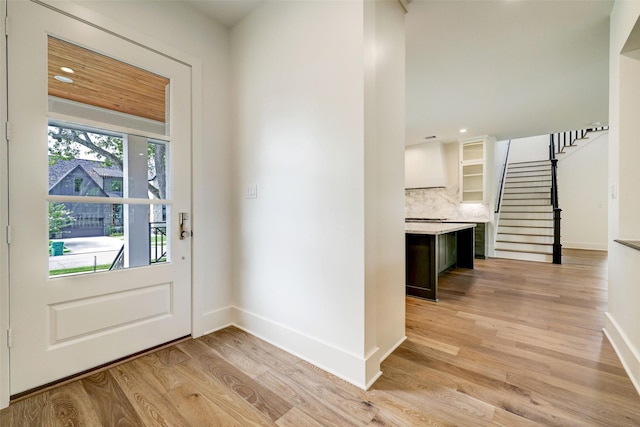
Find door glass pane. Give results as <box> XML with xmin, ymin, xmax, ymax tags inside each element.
<box><xmin>148</xmin><ymin>140</ymin><xmax>168</xmax><ymax>200</ymax></box>
<box><xmin>48</xmin><ymin>124</ymin><xmax>171</xmax><ymax>277</ymax></box>
<box><xmin>48</xmin><ymin>125</ymin><xmax>169</xmax><ymax>201</ymax></box>
<box><xmin>48</xmin><ymin>125</ymin><xmax>124</xmax><ymax>197</ymax></box>
<box><xmin>49</xmin><ymin>202</ymin><xmax>170</xmax><ymax>277</ymax></box>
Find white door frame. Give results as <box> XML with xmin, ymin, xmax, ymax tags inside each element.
<box><xmin>1</xmin><ymin>0</ymin><xmax>10</xmax><ymax>411</ymax></box>
<box><xmin>0</xmin><ymin>0</ymin><xmax>205</xmax><ymax>409</ymax></box>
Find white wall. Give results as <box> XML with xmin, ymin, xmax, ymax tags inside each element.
<box><xmin>405</xmin><ymin>141</ymin><xmax>447</xmax><ymax>188</ymax></box>
<box><xmin>364</xmin><ymin>0</ymin><xmax>407</xmax><ymax>382</ymax></box>
<box><xmin>231</xmin><ymin>0</ymin><xmax>405</xmax><ymax>389</ymax></box>
<box><xmin>606</xmin><ymin>0</ymin><xmax>640</xmax><ymax>395</ymax></box>
<box><xmin>558</xmin><ymin>133</ymin><xmax>608</xmax><ymax>250</ymax></box>
<box><xmin>507</xmin><ymin>134</ymin><xmax>549</xmax><ymax>163</ymax></box>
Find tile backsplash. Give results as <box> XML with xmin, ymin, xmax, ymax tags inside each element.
<box><xmin>405</xmin><ymin>185</ymin><xmax>492</xmax><ymax>222</ymax></box>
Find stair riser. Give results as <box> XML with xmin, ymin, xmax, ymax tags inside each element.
<box><xmin>500</xmin><ymin>206</ymin><xmax>553</xmax><ymax>213</ymax></box>
<box><xmin>505</xmin><ymin>181</ymin><xmax>551</xmax><ymax>187</ymax></box>
<box><xmin>507</xmin><ymin>168</ymin><xmax>551</xmax><ymax>174</ymax></box>
<box><xmin>499</xmin><ymin>219</ymin><xmax>554</xmax><ymax>227</ymax></box>
<box><xmin>502</xmin><ymin>199</ymin><xmax>551</xmax><ymax>206</ymax></box>
<box><xmin>497</xmin><ymin>234</ymin><xmax>553</xmax><ymax>244</ymax></box>
<box><xmin>503</xmin><ymin>186</ymin><xmax>550</xmax><ymax>193</ymax></box>
<box><xmin>494</xmin><ymin>250</ymin><xmax>553</xmax><ymax>263</ymax></box>
<box><xmin>502</xmin><ymin>193</ymin><xmax>550</xmax><ymax>200</ymax></box>
<box><xmin>509</xmin><ymin>161</ymin><xmax>550</xmax><ymax>167</ymax></box>
<box><xmin>498</xmin><ymin>226</ymin><xmax>553</xmax><ymax>235</ymax></box>
<box><xmin>499</xmin><ymin>212</ymin><xmax>553</xmax><ymax>219</ymax></box>
<box><xmin>495</xmin><ymin>242</ymin><xmax>553</xmax><ymax>253</ymax></box>
<box><xmin>506</xmin><ymin>175</ymin><xmax>551</xmax><ymax>183</ymax></box>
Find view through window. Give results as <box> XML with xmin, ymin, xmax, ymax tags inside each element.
<box><xmin>48</xmin><ymin>124</ymin><xmax>170</xmax><ymax>276</ymax></box>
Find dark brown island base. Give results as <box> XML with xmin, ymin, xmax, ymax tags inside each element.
<box><xmin>405</xmin><ymin>222</ymin><xmax>475</xmax><ymax>301</ymax></box>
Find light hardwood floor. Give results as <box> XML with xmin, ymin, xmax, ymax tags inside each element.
<box><xmin>2</xmin><ymin>249</ymin><xmax>639</xmax><ymax>426</ymax></box>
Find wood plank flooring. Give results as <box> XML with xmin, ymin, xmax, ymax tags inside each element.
<box><xmin>2</xmin><ymin>249</ymin><xmax>639</xmax><ymax>426</ymax></box>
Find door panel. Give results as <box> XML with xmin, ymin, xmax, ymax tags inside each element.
<box><xmin>8</xmin><ymin>1</ymin><xmax>192</xmax><ymax>394</ymax></box>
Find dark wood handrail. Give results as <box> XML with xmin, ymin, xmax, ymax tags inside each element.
<box><xmin>549</xmin><ymin>134</ymin><xmax>561</xmax><ymax>264</ymax></box>
<box><xmin>495</xmin><ymin>140</ymin><xmax>511</xmax><ymax>213</ymax></box>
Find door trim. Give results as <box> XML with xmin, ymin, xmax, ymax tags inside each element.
<box><xmin>1</xmin><ymin>0</ymin><xmax>10</xmax><ymax>411</ymax></box>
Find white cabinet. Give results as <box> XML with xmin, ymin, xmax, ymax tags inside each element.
<box><xmin>459</xmin><ymin>137</ymin><xmax>494</xmax><ymax>203</ymax></box>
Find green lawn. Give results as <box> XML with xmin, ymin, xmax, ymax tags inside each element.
<box><xmin>49</xmin><ymin>264</ymin><xmax>111</xmax><ymax>276</ymax></box>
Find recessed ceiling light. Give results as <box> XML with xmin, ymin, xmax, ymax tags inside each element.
<box><xmin>60</xmin><ymin>66</ymin><xmax>74</xmax><ymax>74</ymax></box>
<box><xmin>424</xmin><ymin>135</ymin><xmax>437</xmax><ymax>140</ymax></box>
<box><xmin>459</xmin><ymin>128</ymin><xmax>467</xmax><ymax>133</ymax></box>
<box><xmin>54</xmin><ymin>75</ymin><xmax>73</xmax><ymax>84</ymax></box>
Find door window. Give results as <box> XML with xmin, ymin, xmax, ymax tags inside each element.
<box><xmin>47</xmin><ymin>35</ymin><xmax>172</xmax><ymax>277</ymax></box>
<box><xmin>48</xmin><ymin>124</ymin><xmax>171</xmax><ymax>276</ymax></box>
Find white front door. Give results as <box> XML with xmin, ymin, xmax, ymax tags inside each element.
<box><xmin>8</xmin><ymin>1</ymin><xmax>192</xmax><ymax>395</ymax></box>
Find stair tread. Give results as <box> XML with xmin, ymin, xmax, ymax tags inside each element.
<box><xmin>504</xmin><ymin>189</ymin><xmax>550</xmax><ymax>191</ymax></box>
<box><xmin>509</xmin><ymin>161</ymin><xmax>550</xmax><ymax>165</ymax></box>
<box><xmin>495</xmin><ymin>248</ymin><xmax>553</xmax><ymax>255</ymax></box>
<box><xmin>498</xmin><ymin>218</ymin><xmax>552</xmax><ymax>221</ymax></box>
<box><xmin>507</xmin><ymin>169</ymin><xmax>551</xmax><ymax>178</ymax></box>
<box><xmin>505</xmin><ymin>182</ymin><xmax>551</xmax><ymax>185</ymax></box>
<box><xmin>497</xmin><ymin>232</ymin><xmax>553</xmax><ymax>237</ymax></box>
<box><xmin>498</xmin><ymin>225</ymin><xmax>553</xmax><ymax>229</ymax></box>
<box><xmin>502</xmin><ymin>193</ymin><xmax>550</xmax><ymax>200</ymax></box>
<box><xmin>496</xmin><ymin>240</ymin><xmax>553</xmax><ymax>246</ymax></box>
<box><xmin>503</xmin><ymin>191</ymin><xmax>550</xmax><ymax>194</ymax></box>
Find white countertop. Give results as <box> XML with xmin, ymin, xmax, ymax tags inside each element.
<box><xmin>405</xmin><ymin>222</ymin><xmax>476</xmax><ymax>235</ymax></box>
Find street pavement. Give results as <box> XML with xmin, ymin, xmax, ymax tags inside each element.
<box><xmin>49</xmin><ymin>236</ymin><xmax>123</xmax><ymax>271</ymax></box>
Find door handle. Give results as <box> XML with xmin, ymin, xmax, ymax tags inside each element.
<box><xmin>179</xmin><ymin>212</ymin><xmax>192</xmax><ymax>239</ymax></box>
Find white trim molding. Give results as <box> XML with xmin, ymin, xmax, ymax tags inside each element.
<box><xmin>233</xmin><ymin>306</ymin><xmax>380</xmax><ymax>390</ymax></box>
<box><xmin>561</xmin><ymin>242</ymin><xmax>608</xmax><ymax>251</ymax></box>
<box><xmin>0</xmin><ymin>0</ymin><xmax>9</xmax><ymax>410</ymax></box>
<box><xmin>604</xmin><ymin>312</ymin><xmax>640</xmax><ymax>397</ymax></box>
<box><xmin>194</xmin><ymin>306</ymin><xmax>235</xmax><ymax>338</ymax></box>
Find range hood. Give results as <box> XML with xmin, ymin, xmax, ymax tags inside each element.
<box><xmin>405</xmin><ymin>140</ymin><xmax>448</xmax><ymax>189</ymax></box>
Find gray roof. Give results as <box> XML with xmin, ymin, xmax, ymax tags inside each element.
<box><xmin>48</xmin><ymin>158</ymin><xmax>122</xmax><ymax>191</ymax></box>
<box><xmin>93</xmin><ymin>167</ymin><xmax>124</xmax><ymax>178</ymax></box>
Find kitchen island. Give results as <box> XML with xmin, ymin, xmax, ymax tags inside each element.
<box><xmin>405</xmin><ymin>222</ymin><xmax>475</xmax><ymax>301</ymax></box>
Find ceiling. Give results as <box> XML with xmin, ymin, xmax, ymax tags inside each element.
<box><xmin>181</xmin><ymin>0</ymin><xmax>263</xmax><ymax>27</ymax></box>
<box><xmin>406</xmin><ymin>0</ymin><xmax>613</xmax><ymax>145</ymax></box>
<box><xmin>182</xmin><ymin>0</ymin><xmax>613</xmax><ymax>145</ymax></box>
<box><xmin>48</xmin><ymin>37</ymin><xmax>168</xmax><ymax>122</ymax></box>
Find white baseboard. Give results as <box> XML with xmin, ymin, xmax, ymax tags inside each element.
<box><xmin>379</xmin><ymin>335</ymin><xmax>407</xmax><ymax>363</ymax></box>
<box><xmin>233</xmin><ymin>306</ymin><xmax>375</xmax><ymax>389</ymax></box>
<box><xmin>193</xmin><ymin>306</ymin><xmax>234</xmax><ymax>338</ymax></box>
<box><xmin>603</xmin><ymin>312</ymin><xmax>640</xmax><ymax>397</ymax></box>
<box><xmin>561</xmin><ymin>242</ymin><xmax>608</xmax><ymax>251</ymax></box>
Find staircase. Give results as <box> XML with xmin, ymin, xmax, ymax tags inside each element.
<box><xmin>494</xmin><ymin>160</ymin><xmax>554</xmax><ymax>262</ymax></box>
